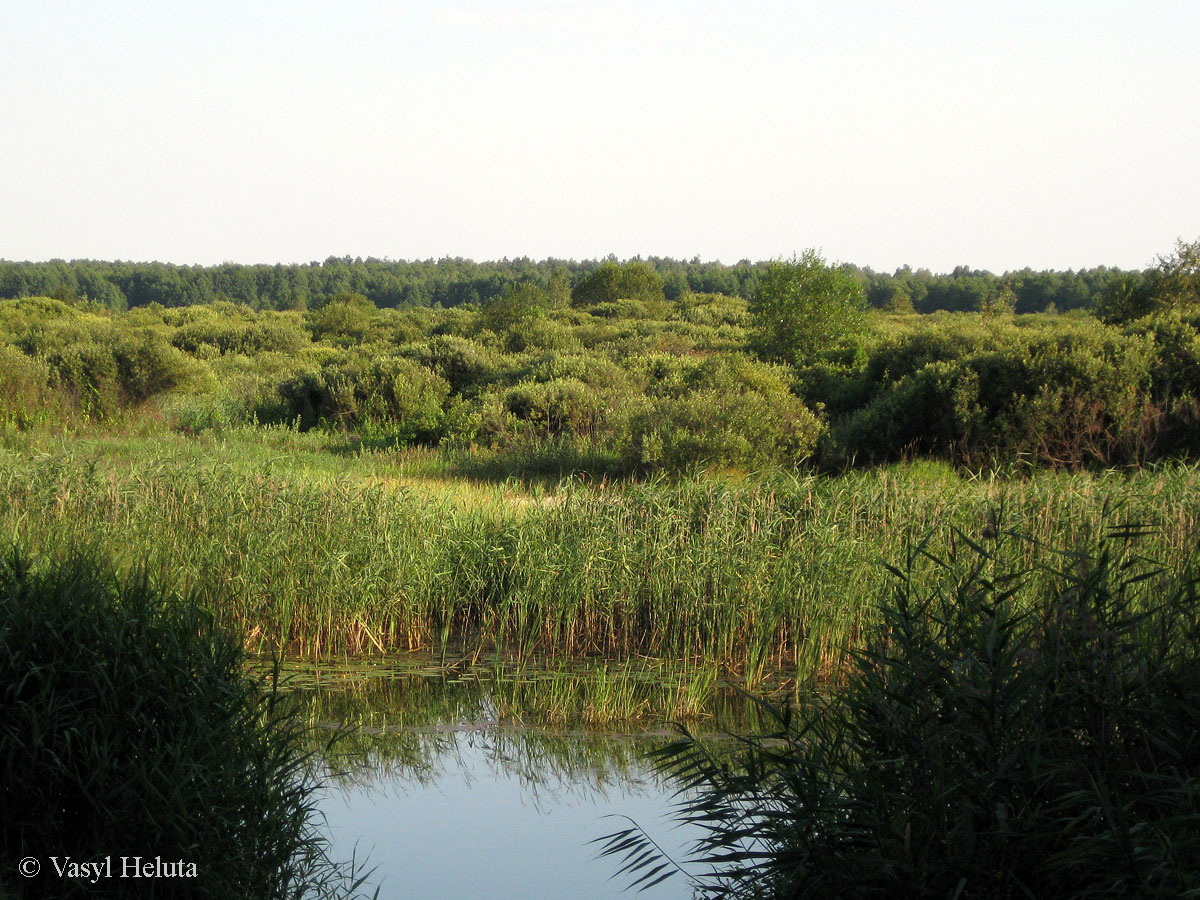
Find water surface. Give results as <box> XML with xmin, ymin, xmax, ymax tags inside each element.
<box><xmin>285</xmin><ymin>658</ymin><xmax>736</xmax><ymax>900</ymax></box>
<box><xmin>320</xmin><ymin>727</ymin><xmax>700</xmax><ymax>900</ymax></box>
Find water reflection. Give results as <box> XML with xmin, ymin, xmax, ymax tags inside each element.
<box><xmin>279</xmin><ymin>657</ymin><xmax>754</xmax><ymax>900</ymax></box>
<box><xmin>319</xmin><ymin>729</ymin><xmax>698</xmax><ymax>900</ymax></box>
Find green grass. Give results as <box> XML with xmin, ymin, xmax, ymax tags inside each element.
<box><xmin>600</xmin><ymin>523</ymin><xmax>1200</xmax><ymax>898</ymax></box>
<box><xmin>2</xmin><ymin>430</ymin><xmax>1196</xmax><ymax>687</ymax></box>
<box><xmin>0</xmin><ymin>546</ymin><xmax>372</xmax><ymax>900</ymax></box>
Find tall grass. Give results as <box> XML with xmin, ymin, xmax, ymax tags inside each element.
<box><xmin>599</xmin><ymin>524</ymin><xmax>1200</xmax><ymax>898</ymax></box>
<box><xmin>0</xmin><ymin>546</ymin><xmax>372</xmax><ymax>900</ymax></box>
<box><xmin>1</xmin><ymin>437</ymin><xmax>1197</xmax><ymax>681</ymax></box>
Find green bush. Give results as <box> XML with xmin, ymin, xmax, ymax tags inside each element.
<box><xmin>820</xmin><ymin>321</ymin><xmax>1162</xmax><ymax>468</ymax></box>
<box><xmin>502</xmin><ymin>377</ymin><xmax>606</xmax><ymax>439</ymax></box>
<box><xmin>497</xmin><ymin>315</ymin><xmax>583</xmax><ymax>354</ymax></box>
<box><xmin>604</xmin><ymin>526</ymin><xmax>1200</xmax><ymax>899</ymax></box>
<box><xmin>172</xmin><ymin>317</ymin><xmax>310</xmax><ymax>357</ymax></box>
<box><xmin>1094</xmin><ymin>238</ymin><xmax>1200</xmax><ymax>324</ymax></box>
<box><xmin>4</xmin><ymin>309</ymin><xmax>204</xmax><ymax>421</ymax></box>
<box><xmin>273</xmin><ymin>356</ymin><xmax>449</xmax><ymax>443</ymax></box>
<box><xmin>397</xmin><ymin>335</ymin><xmax>509</xmax><ymax>396</ymax></box>
<box><xmin>570</xmin><ymin>260</ymin><xmax>666</xmax><ymax>310</ymax></box>
<box><xmin>627</xmin><ymin>355</ymin><xmax>823</xmax><ymax>472</ymax></box>
<box><xmin>0</xmin><ymin>297</ymin><xmax>84</xmax><ymax>344</ymax></box>
<box><xmin>674</xmin><ymin>291</ymin><xmax>751</xmax><ymax>328</ymax></box>
<box><xmin>0</xmin><ymin>346</ymin><xmax>63</xmax><ymax>428</ymax></box>
<box><xmin>0</xmin><ymin>548</ymin><xmax>370</xmax><ymax>899</ymax></box>
<box><xmin>306</xmin><ymin>293</ymin><xmax>378</xmax><ymax>345</ymax></box>
<box><xmin>750</xmin><ymin>252</ymin><xmax>866</xmax><ymax>364</ymax></box>
<box><xmin>477</xmin><ymin>281</ymin><xmax>552</xmax><ymax>334</ymax></box>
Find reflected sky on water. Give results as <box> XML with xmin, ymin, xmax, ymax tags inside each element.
<box><xmin>319</xmin><ymin>727</ymin><xmax>701</xmax><ymax>900</ymax></box>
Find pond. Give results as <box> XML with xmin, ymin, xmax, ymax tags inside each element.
<box><xmin>319</xmin><ymin>728</ymin><xmax>698</xmax><ymax>899</ymax></box>
<box><xmin>280</xmin><ymin>656</ymin><xmax>766</xmax><ymax>900</ymax></box>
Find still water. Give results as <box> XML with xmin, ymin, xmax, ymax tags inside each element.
<box><xmin>287</xmin><ymin>659</ymin><xmax>733</xmax><ymax>900</ymax></box>
<box><xmin>319</xmin><ymin>728</ymin><xmax>699</xmax><ymax>900</ymax></box>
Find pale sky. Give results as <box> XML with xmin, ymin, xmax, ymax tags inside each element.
<box><xmin>2</xmin><ymin>0</ymin><xmax>1197</xmax><ymax>273</ymax></box>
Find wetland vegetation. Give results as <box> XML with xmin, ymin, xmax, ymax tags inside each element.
<box><xmin>0</xmin><ymin>548</ymin><xmax>371</xmax><ymax>900</ymax></box>
<box><xmin>1</xmin><ymin>246</ymin><xmax>1198</xmax><ymax>896</ymax></box>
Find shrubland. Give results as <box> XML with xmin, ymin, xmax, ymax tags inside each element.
<box><xmin>1</xmin><ymin>250</ymin><xmax>1198</xmax><ymax>669</ymax></box>
<box><xmin>1</xmin><ymin>248</ymin><xmax>1198</xmax><ymax>475</ymax></box>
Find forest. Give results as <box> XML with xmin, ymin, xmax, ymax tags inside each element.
<box><xmin>0</xmin><ymin>253</ymin><xmax>1139</xmax><ymax>315</ymax></box>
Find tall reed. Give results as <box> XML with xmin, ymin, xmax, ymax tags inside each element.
<box><xmin>599</xmin><ymin>523</ymin><xmax>1200</xmax><ymax>898</ymax></box>
<box><xmin>1</xmin><ymin>443</ymin><xmax>1197</xmax><ymax>683</ymax></box>
<box><xmin>0</xmin><ymin>546</ymin><xmax>372</xmax><ymax>900</ymax></box>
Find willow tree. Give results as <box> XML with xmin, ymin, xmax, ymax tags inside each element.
<box><xmin>750</xmin><ymin>250</ymin><xmax>866</xmax><ymax>364</ymax></box>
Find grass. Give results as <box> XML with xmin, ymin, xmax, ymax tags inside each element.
<box><xmin>2</xmin><ymin>428</ymin><xmax>1197</xmax><ymax>688</ymax></box>
<box><xmin>0</xmin><ymin>546</ymin><xmax>372</xmax><ymax>900</ymax></box>
<box><xmin>599</xmin><ymin>523</ymin><xmax>1200</xmax><ymax>898</ymax></box>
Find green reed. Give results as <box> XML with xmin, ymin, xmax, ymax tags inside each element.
<box><xmin>0</xmin><ymin>545</ymin><xmax>372</xmax><ymax>900</ymax></box>
<box><xmin>2</xmin><ymin>436</ymin><xmax>1197</xmax><ymax>684</ymax></box>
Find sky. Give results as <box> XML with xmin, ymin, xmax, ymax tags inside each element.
<box><xmin>1</xmin><ymin>0</ymin><xmax>1197</xmax><ymax>274</ymax></box>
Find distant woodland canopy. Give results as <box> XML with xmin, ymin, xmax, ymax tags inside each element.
<box><xmin>0</xmin><ymin>256</ymin><xmax>1136</xmax><ymax>315</ymax></box>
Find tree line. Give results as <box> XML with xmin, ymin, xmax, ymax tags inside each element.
<box><xmin>0</xmin><ymin>255</ymin><xmax>1137</xmax><ymax>315</ymax></box>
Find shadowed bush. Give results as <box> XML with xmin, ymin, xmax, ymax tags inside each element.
<box><xmin>0</xmin><ymin>548</ymin><xmax>371</xmax><ymax>900</ymax></box>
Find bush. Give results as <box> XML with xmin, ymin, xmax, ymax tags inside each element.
<box><xmin>1094</xmin><ymin>238</ymin><xmax>1200</xmax><ymax>324</ymax></box>
<box><xmin>0</xmin><ymin>346</ymin><xmax>63</xmax><ymax>428</ymax></box>
<box><xmin>674</xmin><ymin>291</ymin><xmax>751</xmax><ymax>328</ymax></box>
<box><xmin>274</xmin><ymin>356</ymin><xmax>450</xmax><ymax>443</ymax></box>
<box><xmin>398</xmin><ymin>335</ymin><xmax>508</xmax><ymax>396</ymax></box>
<box><xmin>570</xmin><ymin>260</ymin><xmax>666</xmax><ymax>310</ymax></box>
<box><xmin>603</xmin><ymin>525</ymin><xmax>1200</xmax><ymax>899</ymax></box>
<box><xmin>502</xmin><ymin>377</ymin><xmax>606</xmax><ymax>439</ymax></box>
<box><xmin>0</xmin><ymin>548</ymin><xmax>369</xmax><ymax>899</ymax></box>
<box><xmin>750</xmin><ymin>252</ymin><xmax>866</xmax><ymax>364</ymax></box>
<box><xmin>820</xmin><ymin>321</ymin><xmax>1161</xmax><ymax>468</ymax></box>
<box><xmin>626</xmin><ymin>355</ymin><xmax>824</xmax><ymax>472</ymax></box>
<box><xmin>172</xmin><ymin>317</ymin><xmax>310</xmax><ymax>357</ymax></box>
<box><xmin>306</xmin><ymin>293</ymin><xmax>378</xmax><ymax>345</ymax></box>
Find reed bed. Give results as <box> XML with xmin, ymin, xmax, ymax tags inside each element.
<box><xmin>2</xmin><ymin>439</ymin><xmax>1197</xmax><ymax>683</ymax></box>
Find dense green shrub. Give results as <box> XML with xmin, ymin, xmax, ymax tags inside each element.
<box><xmin>674</xmin><ymin>291</ymin><xmax>751</xmax><ymax>328</ymax></box>
<box><xmin>570</xmin><ymin>260</ymin><xmax>667</xmax><ymax>310</ymax></box>
<box><xmin>2</xmin><ymin>287</ymin><xmax>1198</xmax><ymax>473</ymax></box>
<box><xmin>397</xmin><ymin>334</ymin><xmax>509</xmax><ymax>396</ymax></box>
<box><xmin>0</xmin><ymin>297</ymin><xmax>84</xmax><ymax>343</ymax></box>
<box><xmin>306</xmin><ymin>293</ymin><xmax>379</xmax><ymax>346</ymax></box>
<box><xmin>0</xmin><ymin>548</ymin><xmax>369</xmax><ymax>899</ymax></box>
<box><xmin>477</xmin><ymin>281</ymin><xmax>553</xmax><ymax>334</ymax></box>
<box><xmin>819</xmin><ymin>321</ymin><xmax>1164</xmax><ymax>468</ymax></box>
<box><xmin>627</xmin><ymin>355</ymin><xmax>824</xmax><ymax>472</ymax></box>
<box><xmin>0</xmin><ymin>346</ymin><xmax>63</xmax><ymax>428</ymax></box>
<box><xmin>604</xmin><ymin>526</ymin><xmax>1200</xmax><ymax>899</ymax></box>
<box><xmin>0</xmin><ymin>302</ymin><xmax>205</xmax><ymax>421</ymax></box>
<box><xmin>1094</xmin><ymin>238</ymin><xmax>1200</xmax><ymax>324</ymax></box>
<box><xmin>172</xmin><ymin>316</ymin><xmax>310</xmax><ymax>357</ymax></box>
<box><xmin>751</xmin><ymin>252</ymin><xmax>866</xmax><ymax>364</ymax></box>
<box><xmin>274</xmin><ymin>355</ymin><xmax>449</xmax><ymax>442</ymax></box>
<box><xmin>518</xmin><ymin>351</ymin><xmax>632</xmax><ymax>394</ymax></box>
<box><xmin>502</xmin><ymin>378</ymin><xmax>606</xmax><ymax>439</ymax></box>
<box><xmin>496</xmin><ymin>314</ymin><xmax>584</xmax><ymax>354</ymax></box>
<box><xmin>1127</xmin><ymin>311</ymin><xmax>1200</xmax><ymax>400</ymax></box>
